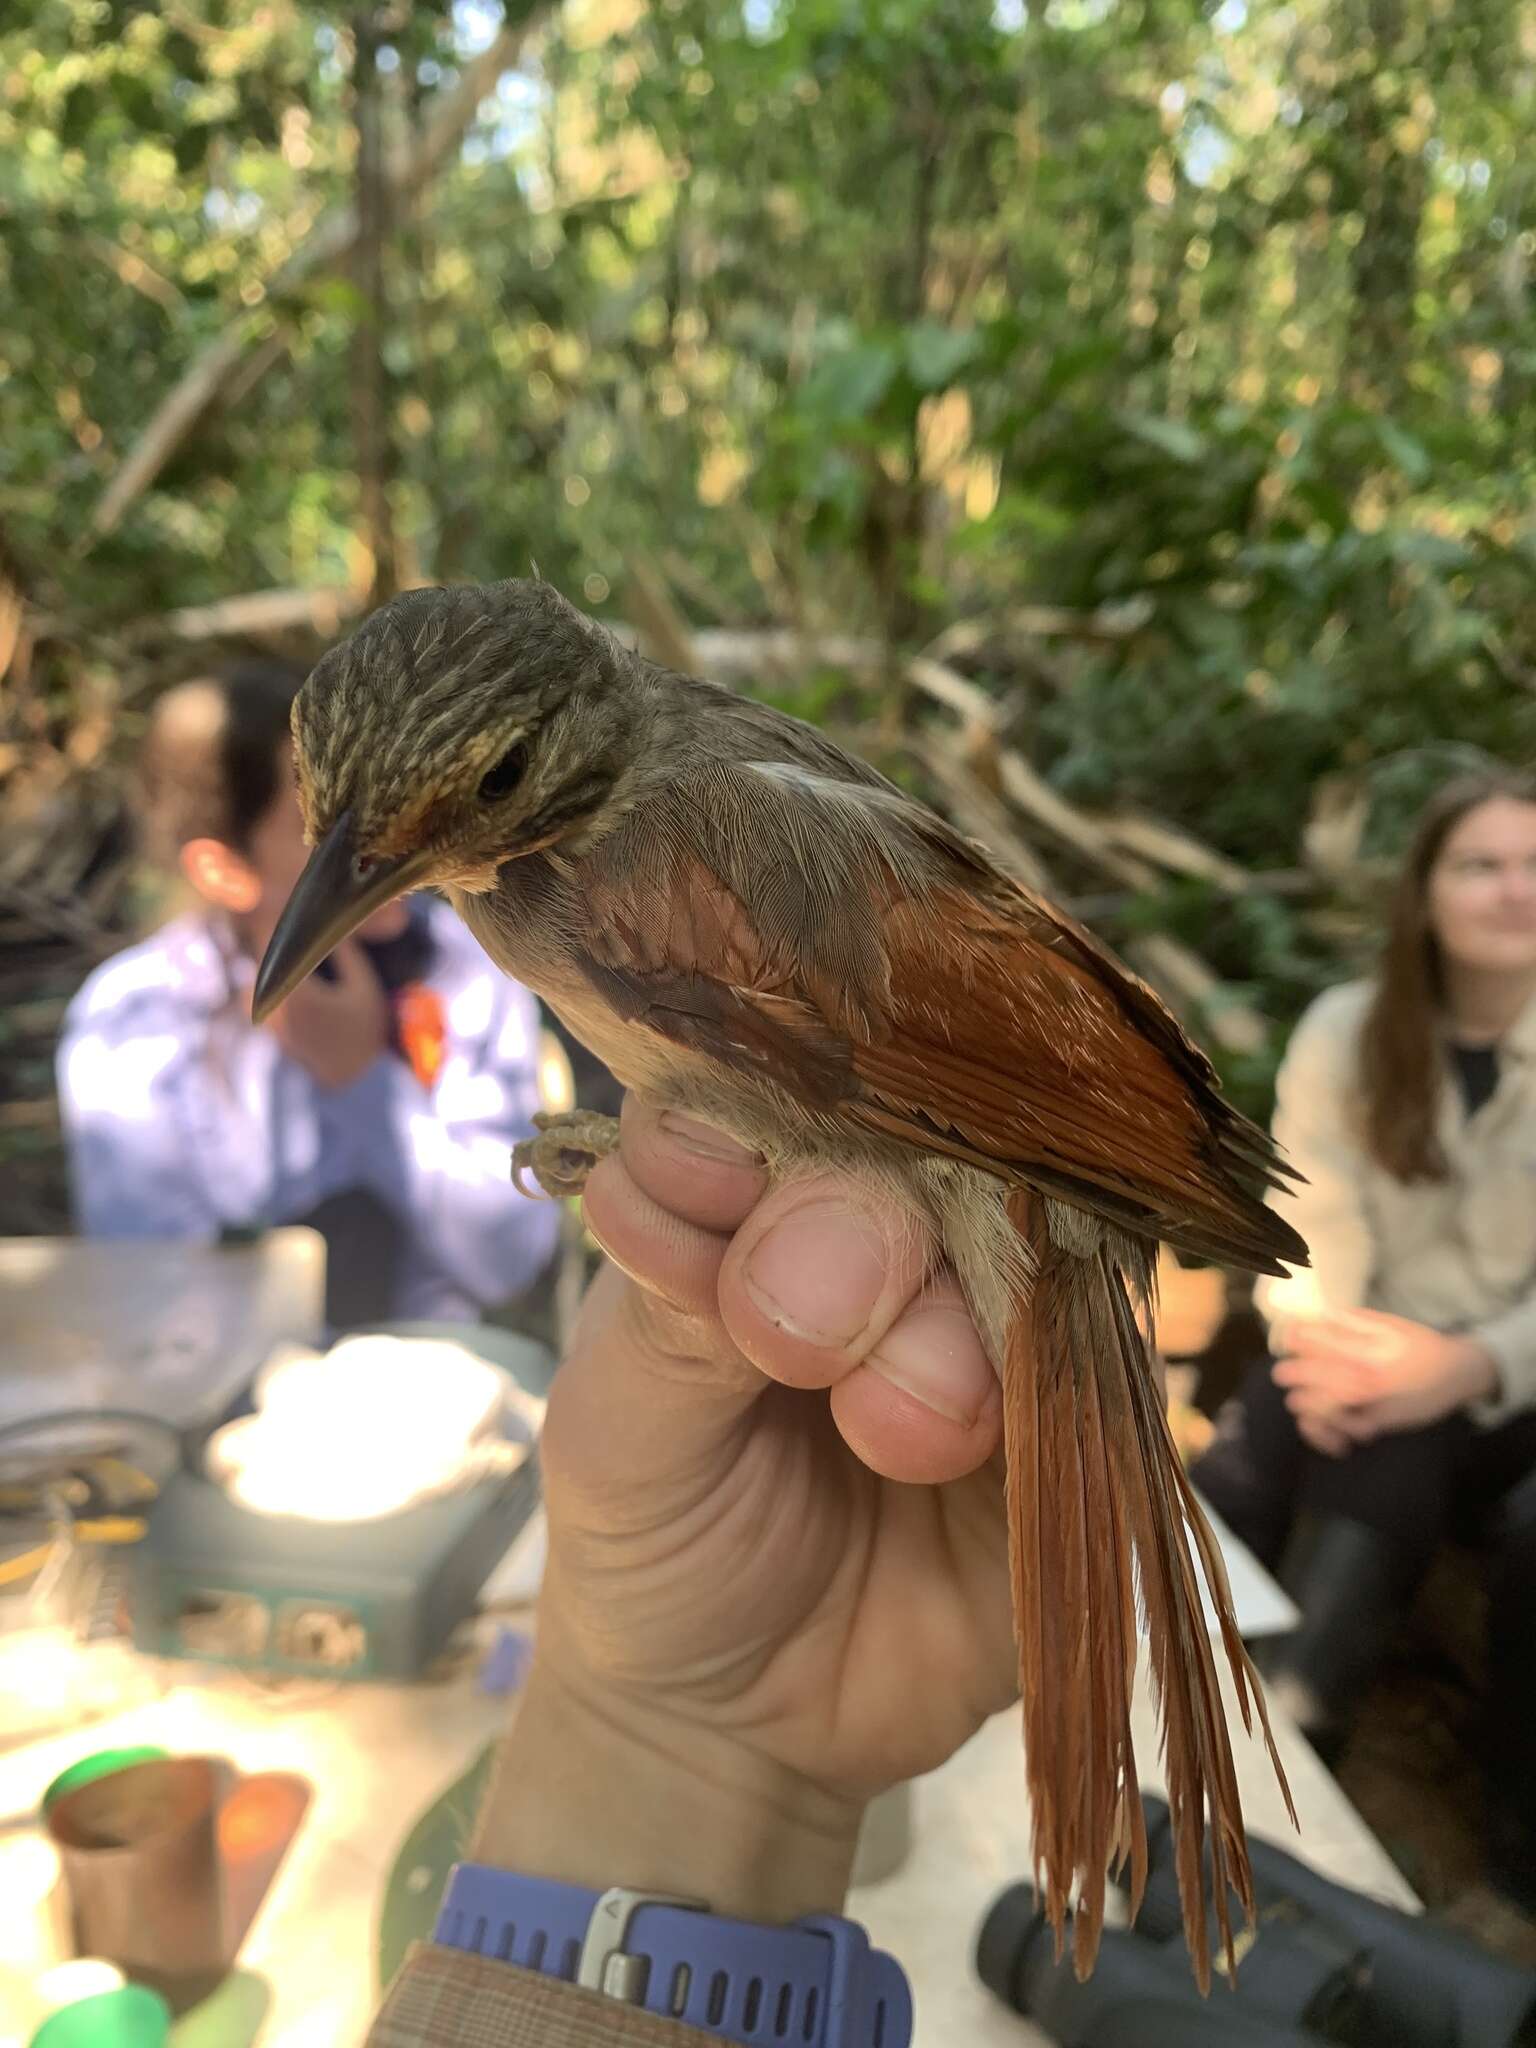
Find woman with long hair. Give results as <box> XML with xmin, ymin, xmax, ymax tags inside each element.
<box><xmin>1195</xmin><ymin>768</ymin><xmax>1536</xmax><ymax>1909</ymax></box>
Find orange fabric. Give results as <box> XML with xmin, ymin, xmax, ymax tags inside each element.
<box><xmin>397</xmin><ymin>984</ymin><xmax>447</xmax><ymax>1091</ymax></box>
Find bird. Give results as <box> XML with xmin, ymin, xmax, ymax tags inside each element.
<box><xmin>253</xmin><ymin>576</ymin><xmax>1303</xmax><ymax>1982</ymax></box>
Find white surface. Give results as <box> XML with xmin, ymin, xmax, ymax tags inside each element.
<box><xmin>0</xmin><ymin>1624</ymin><xmax>1415</xmax><ymax>2048</ymax></box>
<box><xmin>206</xmin><ymin>1335</ymin><xmax>537</xmax><ymax>1523</ymax></box>
<box><xmin>1197</xmin><ymin>1496</ymin><xmax>1300</xmax><ymax>1640</ymax></box>
<box><xmin>0</xmin><ymin>1835</ymin><xmax>67</xmax><ymax>1972</ymax></box>
<box><xmin>0</xmin><ymin>1232</ymin><xmax>324</xmax><ymax>1441</ymax></box>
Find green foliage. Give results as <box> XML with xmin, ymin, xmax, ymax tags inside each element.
<box><xmin>5</xmin><ymin>0</ymin><xmax>1536</xmax><ymax>1124</ymax></box>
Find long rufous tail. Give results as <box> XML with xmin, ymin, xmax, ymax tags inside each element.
<box><xmin>1002</xmin><ymin>1190</ymin><xmax>1293</xmax><ymax>1988</ymax></box>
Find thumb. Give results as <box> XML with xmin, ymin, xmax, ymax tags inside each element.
<box><xmin>540</xmin><ymin>1097</ymin><xmax>771</xmax><ymax>1514</ymax></box>
<box><xmin>555</xmin><ymin>1091</ymin><xmax>995</xmax><ymax>1506</ymax></box>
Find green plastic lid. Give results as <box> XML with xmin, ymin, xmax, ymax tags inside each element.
<box><xmin>42</xmin><ymin>1747</ymin><xmax>169</xmax><ymax>1814</ymax></box>
<box><xmin>29</xmin><ymin>1986</ymin><xmax>170</xmax><ymax>2048</ymax></box>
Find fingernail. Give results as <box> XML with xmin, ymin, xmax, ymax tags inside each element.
<box><xmin>867</xmin><ymin>1306</ymin><xmax>987</xmax><ymax>1425</ymax></box>
<box><xmin>744</xmin><ymin>1203</ymin><xmax>888</xmax><ymax>1347</ymax></box>
<box><xmin>657</xmin><ymin>1110</ymin><xmax>759</xmax><ymax>1166</ymax></box>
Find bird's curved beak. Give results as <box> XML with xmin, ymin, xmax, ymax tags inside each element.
<box><xmin>251</xmin><ymin>811</ymin><xmax>433</xmax><ymax>1023</ymax></box>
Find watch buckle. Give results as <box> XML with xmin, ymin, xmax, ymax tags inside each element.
<box><xmin>577</xmin><ymin>1886</ymin><xmax>707</xmax><ymax>2004</ymax></box>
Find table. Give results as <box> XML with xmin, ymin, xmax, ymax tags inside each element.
<box><xmin>0</xmin><ymin>1234</ymin><xmax>324</xmax><ymax>1445</ymax></box>
<box><xmin>0</xmin><ymin>1610</ymin><xmax>1414</xmax><ymax>2048</ymax></box>
<box><xmin>859</xmin><ymin>1651</ymin><xmax>1416</xmax><ymax>2045</ymax></box>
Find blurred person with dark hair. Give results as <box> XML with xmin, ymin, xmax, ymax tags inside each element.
<box><xmin>57</xmin><ymin>661</ymin><xmax>558</xmax><ymax>1329</ymax></box>
<box><xmin>1194</xmin><ymin>769</ymin><xmax>1536</xmax><ymax>1907</ymax></box>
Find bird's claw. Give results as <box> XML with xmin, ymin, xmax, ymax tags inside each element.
<box><xmin>511</xmin><ymin>1109</ymin><xmax>621</xmax><ymax>1201</ymax></box>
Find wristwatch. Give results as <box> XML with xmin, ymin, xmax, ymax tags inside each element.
<box><xmin>434</xmin><ymin>1863</ymin><xmax>913</xmax><ymax>2046</ymax></box>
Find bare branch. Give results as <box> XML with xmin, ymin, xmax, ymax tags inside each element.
<box><xmin>82</xmin><ymin>235</ymin><xmax>187</xmax><ymax>316</ymax></box>
<box><xmin>696</xmin><ymin>636</ymin><xmax>1261</xmax><ymax>903</ymax></box>
<box><xmin>133</xmin><ymin>585</ymin><xmax>367</xmax><ymax>642</ymax></box>
<box><xmin>900</xmin><ymin>652</ymin><xmax>1155</xmax><ymax>887</ymax></box>
<box><xmin>692</xmin><ymin>627</ymin><xmax>888</xmax><ymax>679</ymax></box>
<box><xmin>88</xmin><ymin>11</ymin><xmax>551</xmax><ymax>540</ymax></box>
<box><xmin>0</xmin><ymin>573</ymin><xmax>23</xmax><ymax>687</ymax></box>
<box><xmin>625</xmin><ymin>553</ymin><xmax>699</xmax><ymax>674</ymax></box>
<box><xmin>351</xmin><ymin>8</ymin><xmax>399</xmax><ymax>605</ymax></box>
<box><xmin>1102</xmin><ymin>813</ymin><xmax>1255</xmax><ymax>894</ymax></box>
<box><xmin>89</xmin><ymin>318</ymin><xmax>270</xmax><ymax>543</ymax></box>
<box><xmin>1129</xmin><ymin>934</ymin><xmax>1269</xmax><ymax>1057</ymax></box>
<box><xmin>913</xmin><ymin>738</ymin><xmax>1054</xmax><ymax>891</ymax></box>
<box><xmin>924</xmin><ymin>598</ymin><xmax>1152</xmax><ymax>663</ymax></box>
<box><xmin>901</xmin><ymin>654</ymin><xmax>1270</xmax><ymax>1051</ymax></box>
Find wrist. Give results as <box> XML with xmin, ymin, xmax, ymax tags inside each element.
<box><xmin>470</xmin><ymin>1658</ymin><xmax>864</xmax><ymax>1925</ymax></box>
<box><xmin>1452</xmin><ymin>1336</ymin><xmax>1501</xmax><ymax>1406</ymax></box>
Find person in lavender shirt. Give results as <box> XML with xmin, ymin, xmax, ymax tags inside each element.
<box><xmin>57</xmin><ymin>661</ymin><xmax>559</xmax><ymax>1329</ymax></box>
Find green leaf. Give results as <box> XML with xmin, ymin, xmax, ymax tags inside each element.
<box><xmin>1041</xmin><ymin>337</ymin><xmax>1121</xmax><ymax>399</ymax></box>
<box><xmin>173</xmin><ymin>125</ymin><xmax>212</xmax><ymax>174</ymax></box>
<box><xmin>903</xmin><ymin>322</ymin><xmax>980</xmax><ymax>391</ymax></box>
<box><xmin>300</xmin><ymin>277</ymin><xmax>371</xmax><ymax>321</ymax></box>
<box><xmin>1117</xmin><ymin>412</ymin><xmax>1208</xmax><ymax>465</ymax></box>
<box><xmin>801</xmin><ymin>341</ymin><xmax>900</xmax><ymax>421</ymax></box>
<box><xmin>1374</xmin><ymin>418</ymin><xmax>1432</xmax><ymax>486</ymax></box>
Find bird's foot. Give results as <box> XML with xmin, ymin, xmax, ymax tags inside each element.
<box><xmin>511</xmin><ymin>1109</ymin><xmax>621</xmax><ymax>1201</ymax></box>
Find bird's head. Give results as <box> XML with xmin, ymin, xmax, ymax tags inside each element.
<box><xmin>253</xmin><ymin>577</ymin><xmax>646</xmax><ymax>1020</ymax></box>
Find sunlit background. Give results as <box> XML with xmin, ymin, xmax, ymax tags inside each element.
<box><xmin>6</xmin><ymin>0</ymin><xmax>1534</xmax><ymax>1241</ymax></box>
<box><xmin>2</xmin><ymin>5</ymin><xmax>1535</xmax><ymax>2026</ymax></box>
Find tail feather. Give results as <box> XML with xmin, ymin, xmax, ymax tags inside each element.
<box><xmin>1001</xmin><ymin>1190</ymin><xmax>1291</xmax><ymax>1988</ymax></box>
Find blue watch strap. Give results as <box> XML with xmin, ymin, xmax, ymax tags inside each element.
<box><xmin>433</xmin><ymin>1862</ymin><xmax>912</xmax><ymax>2047</ymax></box>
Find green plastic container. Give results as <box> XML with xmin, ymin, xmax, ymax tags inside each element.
<box><xmin>29</xmin><ymin>1986</ymin><xmax>170</xmax><ymax>2048</ymax></box>
<box><xmin>42</xmin><ymin>1748</ymin><xmax>169</xmax><ymax>1815</ymax></box>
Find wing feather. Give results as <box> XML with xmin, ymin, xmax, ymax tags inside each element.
<box><xmin>573</xmin><ymin>766</ymin><xmax>1305</xmax><ymax>1273</ymax></box>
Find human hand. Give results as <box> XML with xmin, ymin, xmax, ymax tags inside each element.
<box><xmin>258</xmin><ymin>938</ymin><xmax>389</xmax><ymax>1090</ymax></box>
<box><xmin>1272</xmin><ymin>1309</ymin><xmax>1499</xmax><ymax>1458</ymax></box>
<box><xmin>473</xmin><ymin>1093</ymin><xmax>1015</xmax><ymax>1922</ymax></box>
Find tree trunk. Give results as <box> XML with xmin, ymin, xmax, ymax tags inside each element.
<box><xmin>1341</xmin><ymin>0</ymin><xmax>1427</xmax><ymax>408</ymax></box>
<box><xmin>352</xmin><ymin>11</ymin><xmax>398</xmax><ymax>607</ymax></box>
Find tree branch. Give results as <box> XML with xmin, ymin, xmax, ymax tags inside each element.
<box><xmin>82</xmin><ymin>234</ymin><xmax>187</xmax><ymax>317</ymax></box>
<box><xmin>130</xmin><ymin>585</ymin><xmax>368</xmax><ymax>642</ymax></box>
<box><xmin>88</xmin><ymin>10</ymin><xmax>551</xmax><ymax>541</ymax></box>
<box><xmin>352</xmin><ymin>9</ymin><xmax>399</xmax><ymax>605</ymax></box>
<box><xmin>924</xmin><ymin>598</ymin><xmax>1152</xmax><ymax>662</ymax></box>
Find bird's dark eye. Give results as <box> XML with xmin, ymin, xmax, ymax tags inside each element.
<box><xmin>478</xmin><ymin>743</ymin><xmax>529</xmax><ymax>802</ymax></box>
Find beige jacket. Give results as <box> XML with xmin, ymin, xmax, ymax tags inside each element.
<box><xmin>1255</xmin><ymin>979</ymin><xmax>1536</xmax><ymax>1418</ymax></box>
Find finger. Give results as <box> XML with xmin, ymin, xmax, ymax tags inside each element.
<box><xmin>578</xmin><ymin>1095</ymin><xmax>767</xmax><ymax>1317</ymax></box>
<box><xmin>719</xmin><ymin>1176</ymin><xmax>936</xmax><ymax>1392</ymax></box>
<box><xmin>540</xmin><ymin>1258</ymin><xmax>762</xmax><ymax>1515</ymax></box>
<box><xmin>1334</xmin><ymin>1403</ymin><xmax>1385</xmax><ymax>1442</ymax></box>
<box><xmin>1299</xmin><ymin>1312</ymin><xmax>1392</xmax><ymax>1363</ymax></box>
<box><xmin>1283</xmin><ymin>1318</ymin><xmax>1362</xmax><ymax>1360</ymax></box>
<box><xmin>1281</xmin><ymin>1381</ymin><xmax>1359</xmax><ymax>1422</ymax></box>
<box><xmin>1296</xmin><ymin>1413</ymin><xmax>1351</xmax><ymax>1458</ymax></box>
<box><xmin>1272</xmin><ymin>1356</ymin><xmax>1377</xmax><ymax>1402</ymax></box>
<box><xmin>617</xmin><ymin>1093</ymin><xmax>768</xmax><ymax>1234</ymax></box>
<box><xmin>584</xmin><ymin>1147</ymin><xmax>749</xmax><ymax>1323</ymax></box>
<box><xmin>553</xmin><ymin>1099</ymin><xmax>774</xmax><ymax>1503</ymax></box>
<box><xmin>830</xmin><ymin>1274</ymin><xmax>1002</xmax><ymax>1484</ymax></box>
